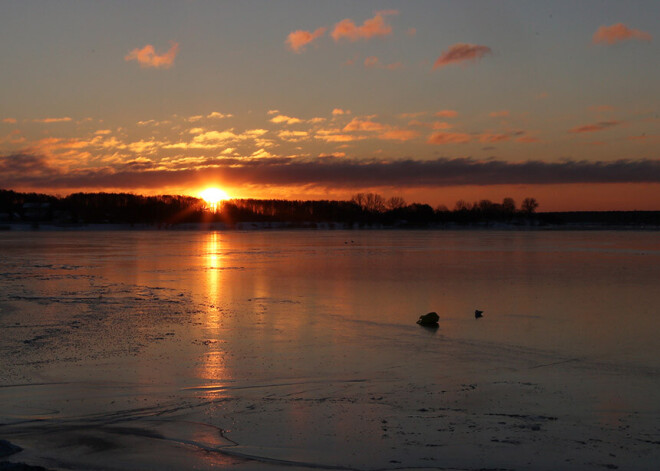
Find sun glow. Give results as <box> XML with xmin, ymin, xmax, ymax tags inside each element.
<box><xmin>200</xmin><ymin>187</ymin><xmax>230</xmax><ymax>211</ymax></box>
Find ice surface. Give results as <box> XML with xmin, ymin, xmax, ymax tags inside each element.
<box><xmin>1</xmin><ymin>230</ymin><xmax>659</xmax><ymax>470</ymax></box>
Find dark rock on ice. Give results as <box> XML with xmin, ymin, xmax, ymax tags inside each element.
<box><xmin>0</xmin><ymin>441</ymin><xmax>22</xmax><ymax>458</ymax></box>
<box><xmin>0</xmin><ymin>462</ymin><xmax>51</xmax><ymax>470</ymax></box>
<box><xmin>417</xmin><ymin>312</ymin><xmax>439</xmax><ymax>327</ymax></box>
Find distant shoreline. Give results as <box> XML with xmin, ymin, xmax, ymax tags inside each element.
<box><xmin>2</xmin><ymin>221</ymin><xmax>659</xmax><ymax>232</ymax></box>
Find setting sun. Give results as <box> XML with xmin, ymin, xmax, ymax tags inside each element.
<box><xmin>199</xmin><ymin>187</ymin><xmax>229</xmax><ymax>211</ymax></box>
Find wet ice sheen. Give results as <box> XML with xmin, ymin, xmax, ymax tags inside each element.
<box><xmin>0</xmin><ymin>230</ymin><xmax>659</xmax><ymax>470</ymax></box>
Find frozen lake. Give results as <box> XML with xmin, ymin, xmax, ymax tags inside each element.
<box><xmin>1</xmin><ymin>230</ymin><xmax>659</xmax><ymax>470</ymax></box>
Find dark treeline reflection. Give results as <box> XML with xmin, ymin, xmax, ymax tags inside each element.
<box><xmin>1</xmin><ymin>189</ymin><xmax>659</xmax><ymax>228</ymax></box>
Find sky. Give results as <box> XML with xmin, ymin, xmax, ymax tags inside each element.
<box><xmin>1</xmin><ymin>0</ymin><xmax>659</xmax><ymax>211</ymax></box>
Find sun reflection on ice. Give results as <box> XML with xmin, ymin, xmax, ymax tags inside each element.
<box><xmin>196</xmin><ymin>232</ymin><xmax>231</xmax><ymax>388</ymax></box>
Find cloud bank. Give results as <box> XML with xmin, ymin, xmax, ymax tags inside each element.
<box><xmin>3</xmin><ymin>153</ymin><xmax>659</xmax><ymax>191</ymax></box>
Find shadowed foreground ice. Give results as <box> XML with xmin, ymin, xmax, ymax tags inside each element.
<box><xmin>1</xmin><ymin>230</ymin><xmax>659</xmax><ymax>470</ymax></box>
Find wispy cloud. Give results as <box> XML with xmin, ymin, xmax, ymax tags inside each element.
<box><xmin>568</xmin><ymin>121</ymin><xmax>622</xmax><ymax>133</ymax></box>
<box><xmin>489</xmin><ymin>110</ymin><xmax>510</xmax><ymax>118</ymax></box>
<box><xmin>427</xmin><ymin>131</ymin><xmax>472</xmax><ymax>144</ymax></box>
<box><xmin>331</xmin><ymin>11</ymin><xmax>396</xmax><ymax>42</ymax></box>
<box><xmin>364</xmin><ymin>56</ymin><xmax>380</xmax><ymax>68</ymax></box>
<box><xmin>125</xmin><ymin>41</ymin><xmax>179</xmax><ymax>69</ymax></box>
<box><xmin>286</xmin><ymin>27</ymin><xmax>327</xmax><ymax>53</ymax></box>
<box><xmin>409</xmin><ymin>120</ymin><xmax>453</xmax><ymax>130</ymax></box>
<box><xmin>593</xmin><ymin>23</ymin><xmax>652</xmax><ymax>45</ymax></box>
<box><xmin>434</xmin><ymin>43</ymin><xmax>492</xmax><ymax>69</ymax></box>
<box><xmin>2</xmin><ymin>118</ymin><xmax>17</xmax><ymax>124</ymax></box>
<box><xmin>479</xmin><ymin>133</ymin><xmax>511</xmax><ymax>143</ymax></box>
<box><xmin>516</xmin><ymin>136</ymin><xmax>541</xmax><ymax>143</ymax></box>
<box><xmin>208</xmin><ymin>111</ymin><xmax>233</xmax><ymax>119</ymax></box>
<box><xmin>435</xmin><ymin>110</ymin><xmax>458</xmax><ymax>118</ymax></box>
<box><xmin>364</xmin><ymin>56</ymin><xmax>403</xmax><ymax>70</ymax></box>
<box><xmin>332</xmin><ymin>108</ymin><xmax>350</xmax><ymax>116</ymax></box>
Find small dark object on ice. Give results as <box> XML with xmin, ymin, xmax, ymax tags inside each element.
<box><xmin>475</xmin><ymin>309</ymin><xmax>483</xmax><ymax>319</ymax></box>
<box><xmin>417</xmin><ymin>312</ymin><xmax>439</xmax><ymax>327</ymax></box>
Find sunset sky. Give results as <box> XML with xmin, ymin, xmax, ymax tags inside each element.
<box><xmin>1</xmin><ymin>1</ymin><xmax>659</xmax><ymax>210</ymax></box>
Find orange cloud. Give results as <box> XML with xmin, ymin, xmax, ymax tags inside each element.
<box><xmin>435</xmin><ymin>110</ymin><xmax>458</xmax><ymax>118</ymax></box>
<box><xmin>427</xmin><ymin>131</ymin><xmax>472</xmax><ymax>144</ymax></box>
<box><xmin>2</xmin><ymin>118</ymin><xmax>17</xmax><ymax>124</ymax></box>
<box><xmin>34</xmin><ymin>117</ymin><xmax>72</xmax><ymax>123</ymax></box>
<box><xmin>379</xmin><ymin>129</ymin><xmax>419</xmax><ymax>141</ymax></box>
<box><xmin>316</xmin><ymin>127</ymin><xmax>368</xmax><ymax>141</ymax></box>
<box><xmin>125</xmin><ymin>41</ymin><xmax>179</xmax><ymax>69</ymax></box>
<box><xmin>489</xmin><ymin>110</ymin><xmax>510</xmax><ymax>118</ymax></box>
<box><xmin>593</xmin><ymin>23</ymin><xmax>652</xmax><ymax>45</ymax></box>
<box><xmin>192</xmin><ymin>130</ymin><xmax>241</xmax><ymax>145</ymax></box>
<box><xmin>278</xmin><ymin>130</ymin><xmax>309</xmax><ymax>142</ymax></box>
<box><xmin>433</xmin><ymin>43</ymin><xmax>492</xmax><ymax>69</ymax></box>
<box><xmin>286</xmin><ymin>27</ymin><xmax>327</xmax><ymax>53</ymax></box>
<box><xmin>331</xmin><ymin>12</ymin><xmax>395</xmax><ymax>42</ymax></box>
<box><xmin>315</xmin><ymin>129</ymin><xmax>365</xmax><ymax>142</ymax></box>
<box><xmin>270</xmin><ymin>115</ymin><xmax>303</xmax><ymax>125</ymax></box>
<box><xmin>332</xmin><ymin>108</ymin><xmax>350</xmax><ymax>116</ymax></box>
<box><xmin>568</xmin><ymin>121</ymin><xmax>621</xmax><ymax>133</ymax></box>
<box><xmin>343</xmin><ymin>118</ymin><xmax>386</xmax><ymax>132</ymax></box>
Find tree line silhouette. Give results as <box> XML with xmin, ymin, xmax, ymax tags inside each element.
<box><xmin>1</xmin><ymin>189</ymin><xmax>658</xmax><ymax>228</ymax></box>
